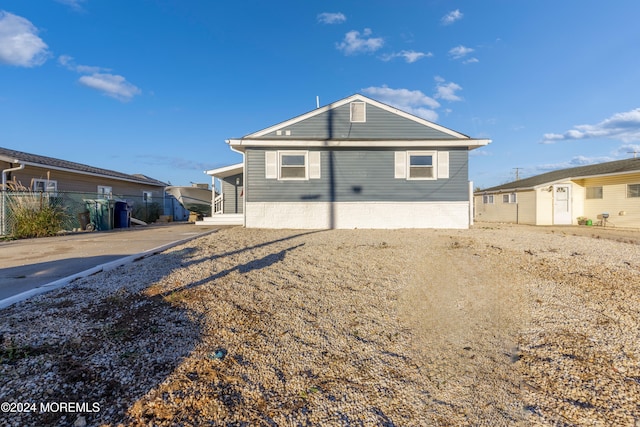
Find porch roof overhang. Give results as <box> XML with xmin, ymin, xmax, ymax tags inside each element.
<box><xmin>205</xmin><ymin>163</ymin><xmax>243</xmax><ymax>179</ymax></box>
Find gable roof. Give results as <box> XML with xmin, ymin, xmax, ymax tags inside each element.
<box><xmin>0</xmin><ymin>147</ymin><xmax>167</xmax><ymax>187</ymax></box>
<box><xmin>227</xmin><ymin>94</ymin><xmax>491</xmax><ymax>150</ymax></box>
<box><xmin>478</xmin><ymin>158</ymin><xmax>640</xmax><ymax>193</ymax></box>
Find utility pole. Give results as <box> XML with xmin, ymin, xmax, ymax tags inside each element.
<box><xmin>628</xmin><ymin>151</ymin><xmax>639</xmax><ymax>158</ymax></box>
<box><xmin>512</xmin><ymin>167</ymin><xmax>522</xmax><ymax>181</ymax></box>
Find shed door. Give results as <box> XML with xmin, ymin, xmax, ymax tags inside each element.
<box><xmin>553</xmin><ymin>185</ymin><xmax>572</xmax><ymax>224</ymax></box>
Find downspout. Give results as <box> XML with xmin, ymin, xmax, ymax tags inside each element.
<box><xmin>2</xmin><ymin>162</ymin><xmax>24</xmax><ymax>189</ymax></box>
<box><xmin>468</xmin><ymin>181</ymin><xmax>474</xmax><ymax>227</ymax></box>
<box><xmin>1</xmin><ymin>162</ymin><xmax>25</xmax><ymax>236</ymax></box>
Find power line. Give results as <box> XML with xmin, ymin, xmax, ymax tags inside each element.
<box><xmin>512</xmin><ymin>167</ymin><xmax>523</xmax><ymax>180</ymax></box>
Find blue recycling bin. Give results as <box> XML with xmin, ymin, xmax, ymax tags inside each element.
<box><xmin>114</xmin><ymin>201</ymin><xmax>131</xmax><ymax>228</ymax></box>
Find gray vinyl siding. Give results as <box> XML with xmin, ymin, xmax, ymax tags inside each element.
<box><xmin>246</xmin><ymin>148</ymin><xmax>469</xmax><ymax>203</ymax></box>
<box><xmin>258</xmin><ymin>103</ymin><xmax>460</xmax><ymax>140</ymax></box>
<box><xmin>221</xmin><ymin>173</ymin><xmax>243</xmax><ymax>214</ymax></box>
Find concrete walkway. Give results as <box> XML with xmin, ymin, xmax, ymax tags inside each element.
<box><xmin>0</xmin><ymin>222</ymin><xmax>221</xmax><ymax>309</ymax></box>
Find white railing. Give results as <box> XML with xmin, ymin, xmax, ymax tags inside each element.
<box><xmin>213</xmin><ymin>193</ymin><xmax>224</xmax><ymax>214</ymax></box>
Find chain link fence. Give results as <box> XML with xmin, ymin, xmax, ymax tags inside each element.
<box><xmin>0</xmin><ymin>191</ymin><xmax>169</xmax><ymax>237</ymax></box>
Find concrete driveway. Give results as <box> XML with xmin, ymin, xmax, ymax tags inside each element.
<box><xmin>0</xmin><ymin>222</ymin><xmax>221</xmax><ymax>308</ymax></box>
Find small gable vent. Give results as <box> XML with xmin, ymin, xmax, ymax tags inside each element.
<box><xmin>350</xmin><ymin>101</ymin><xmax>366</xmax><ymax>123</ymax></box>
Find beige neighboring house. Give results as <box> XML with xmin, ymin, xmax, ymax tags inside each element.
<box><xmin>474</xmin><ymin>158</ymin><xmax>640</xmax><ymax>228</ymax></box>
<box><xmin>0</xmin><ymin>147</ymin><xmax>166</xmax><ymax>198</ymax></box>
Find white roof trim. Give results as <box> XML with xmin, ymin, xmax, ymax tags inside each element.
<box><xmin>4</xmin><ymin>159</ymin><xmax>165</xmax><ymax>187</ymax></box>
<box><xmin>205</xmin><ymin>163</ymin><xmax>244</xmax><ymax>177</ymax></box>
<box><xmin>477</xmin><ymin>168</ymin><xmax>640</xmax><ymax>195</ymax></box>
<box><xmin>227</xmin><ymin>138</ymin><xmax>491</xmax><ymax>149</ymax></box>
<box><xmin>245</xmin><ymin>94</ymin><xmax>470</xmax><ymax>139</ymax></box>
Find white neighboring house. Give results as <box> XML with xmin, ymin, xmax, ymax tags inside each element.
<box><xmin>200</xmin><ymin>94</ymin><xmax>490</xmax><ymax>229</ymax></box>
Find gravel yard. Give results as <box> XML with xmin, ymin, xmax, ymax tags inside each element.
<box><xmin>1</xmin><ymin>224</ymin><xmax>639</xmax><ymax>426</ymax></box>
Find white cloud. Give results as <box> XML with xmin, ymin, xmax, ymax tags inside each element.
<box><xmin>534</xmin><ymin>155</ymin><xmax>615</xmax><ymax>173</ymax></box>
<box><xmin>361</xmin><ymin>85</ymin><xmax>440</xmax><ymax>121</ymax></box>
<box><xmin>78</xmin><ymin>73</ymin><xmax>141</xmax><ymax>102</ymax></box>
<box><xmin>449</xmin><ymin>45</ymin><xmax>474</xmax><ymax>59</ymax></box>
<box><xmin>0</xmin><ymin>11</ymin><xmax>49</xmax><ymax>67</ymax></box>
<box><xmin>317</xmin><ymin>12</ymin><xmax>346</xmax><ymax>24</ymax></box>
<box><xmin>54</xmin><ymin>0</ymin><xmax>86</xmax><ymax>11</ymax></box>
<box><xmin>434</xmin><ymin>77</ymin><xmax>463</xmax><ymax>101</ymax></box>
<box><xmin>541</xmin><ymin>108</ymin><xmax>640</xmax><ymax>144</ymax></box>
<box><xmin>614</xmin><ymin>143</ymin><xmax>640</xmax><ymax>157</ymax></box>
<box><xmin>336</xmin><ymin>28</ymin><xmax>384</xmax><ymax>55</ymax></box>
<box><xmin>58</xmin><ymin>54</ymin><xmax>109</xmax><ymax>74</ymax></box>
<box><xmin>380</xmin><ymin>50</ymin><xmax>432</xmax><ymax>63</ymax></box>
<box><xmin>137</xmin><ymin>154</ymin><xmax>215</xmax><ymax>172</ymax></box>
<box><xmin>470</xmin><ymin>149</ymin><xmax>491</xmax><ymax>157</ymax></box>
<box><xmin>59</xmin><ymin>54</ymin><xmax>139</xmax><ymax>101</ymax></box>
<box><xmin>442</xmin><ymin>10</ymin><xmax>463</xmax><ymax>25</ymax></box>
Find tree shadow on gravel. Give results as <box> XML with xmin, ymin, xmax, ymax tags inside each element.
<box><xmin>177</xmin><ymin>229</ymin><xmax>324</xmax><ymax>269</ymax></box>
<box><xmin>162</xmin><ymin>242</ymin><xmax>306</xmax><ymax>297</ymax></box>
<box><xmin>0</xmin><ymin>229</ymin><xmax>323</xmax><ymax>427</ymax></box>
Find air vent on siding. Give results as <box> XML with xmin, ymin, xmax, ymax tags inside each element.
<box><xmin>350</xmin><ymin>101</ymin><xmax>366</xmax><ymax>123</ymax></box>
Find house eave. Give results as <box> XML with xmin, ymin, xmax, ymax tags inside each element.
<box><xmin>227</xmin><ymin>138</ymin><xmax>491</xmax><ymax>151</ymax></box>
<box><xmin>476</xmin><ymin>168</ymin><xmax>640</xmax><ymax>195</ymax></box>
<box><xmin>0</xmin><ymin>157</ymin><xmax>166</xmax><ymax>187</ymax></box>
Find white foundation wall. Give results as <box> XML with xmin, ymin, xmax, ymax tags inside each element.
<box><xmin>245</xmin><ymin>201</ymin><xmax>470</xmax><ymax>229</ymax></box>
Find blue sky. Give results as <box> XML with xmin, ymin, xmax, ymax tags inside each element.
<box><xmin>1</xmin><ymin>1</ymin><xmax>639</xmax><ymax>189</ymax></box>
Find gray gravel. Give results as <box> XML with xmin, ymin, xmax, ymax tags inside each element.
<box><xmin>1</xmin><ymin>224</ymin><xmax>639</xmax><ymax>426</ymax></box>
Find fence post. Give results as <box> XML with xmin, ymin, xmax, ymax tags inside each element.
<box><xmin>1</xmin><ymin>191</ymin><xmax>5</xmax><ymax>236</ymax></box>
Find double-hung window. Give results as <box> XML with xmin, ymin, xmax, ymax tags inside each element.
<box><xmin>395</xmin><ymin>151</ymin><xmax>448</xmax><ymax>180</ymax></box>
<box><xmin>279</xmin><ymin>152</ymin><xmax>307</xmax><ymax>179</ymax></box>
<box><xmin>408</xmin><ymin>153</ymin><xmax>434</xmax><ymax>179</ymax></box>
<box><xmin>628</xmin><ymin>184</ymin><xmax>640</xmax><ymax>198</ymax></box>
<box><xmin>503</xmin><ymin>193</ymin><xmax>517</xmax><ymax>203</ymax></box>
<box><xmin>483</xmin><ymin>194</ymin><xmax>494</xmax><ymax>204</ymax></box>
<box><xmin>32</xmin><ymin>179</ymin><xmax>57</xmax><ymax>192</ymax></box>
<box><xmin>97</xmin><ymin>185</ymin><xmax>113</xmax><ymax>198</ymax></box>
<box><xmin>265</xmin><ymin>150</ymin><xmax>321</xmax><ymax>180</ymax></box>
<box><xmin>586</xmin><ymin>186</ymin><xmax>603</xmax><ymax>199</ymax></box>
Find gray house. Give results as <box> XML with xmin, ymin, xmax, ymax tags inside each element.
<box><xmin>203</xmin><ymin>94</ymin><xmax>490</xmax><ymax>229</ymax></box>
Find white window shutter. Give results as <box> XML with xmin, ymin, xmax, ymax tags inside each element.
<box><xmin>437</xmin><ymin>151</ymin><xmax>449</xmax><ymax>179</ymax></box>
<box><xmin>309</xmin><ymin>151</ymin><xmax>321</xmax><ymax>179</ymax></box>
<box><xmin>394</xmin><ymin>151</ymin><xmax>407</xmax><ymax>179</ymax></box>
<box><xmin>265</xmin><ymin>151</ymin><xmax>277</xmax><ymax>179</ymax></box>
